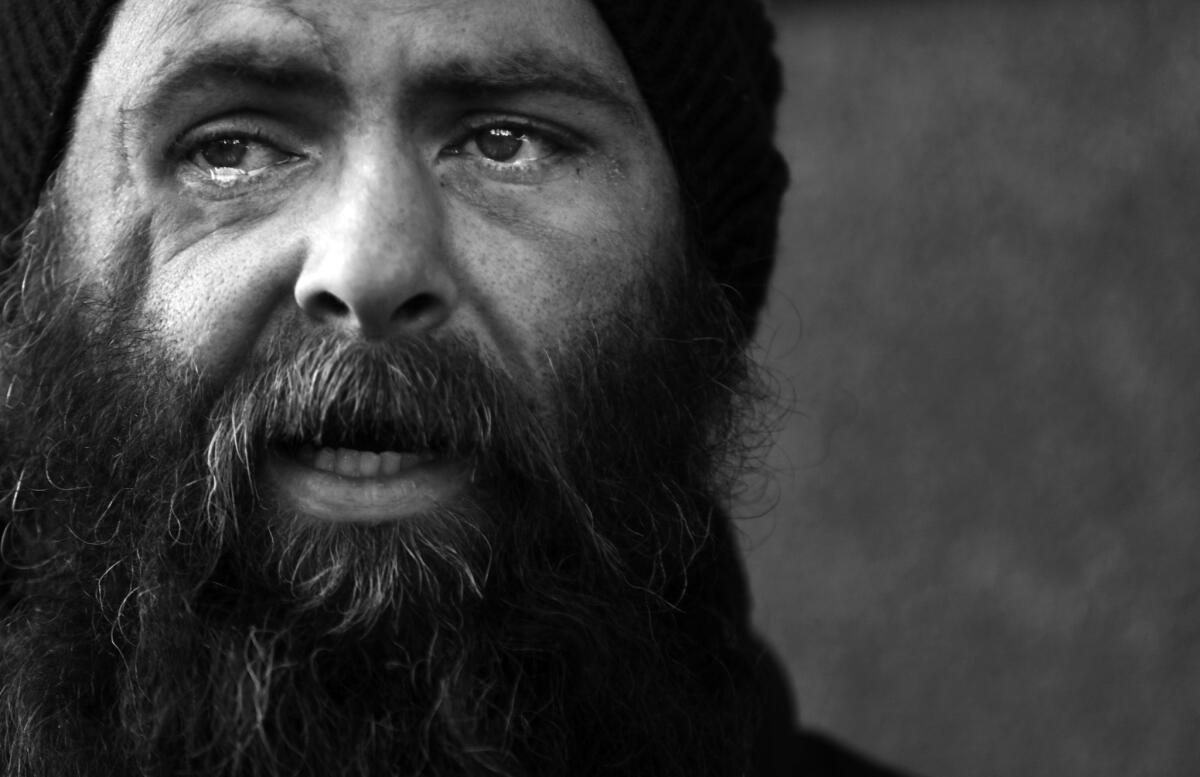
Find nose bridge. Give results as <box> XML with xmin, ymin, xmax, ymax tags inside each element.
<box><xmin>296</xmin><ymin>129</ymin><xmax>454</xmax><ymax>338</ymax></box>
<box><xmin>342</xmin><ymin>135</ymin><xmax>432</xmax><ymax>258</ymax></box>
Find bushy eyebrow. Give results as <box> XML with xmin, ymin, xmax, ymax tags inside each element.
<box><xmin>127</xmin><ymin>39</ymin><xmax>644</xmax><ymax>128</ymax></box>
<box><xmin>412</xmin><ymin>50</ymin><xmax>643</xmax><ymax>124</ymax></box>
<box><xmin>129</xmin><ymin>41</ymin><xmax>349</xmax><ymax>125</ymax></box>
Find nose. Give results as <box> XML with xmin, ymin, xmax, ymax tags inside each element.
<box><xmin>294</xmin><ymin>140</ymin><xmax>457</xmax><ymax>339</ymax></box>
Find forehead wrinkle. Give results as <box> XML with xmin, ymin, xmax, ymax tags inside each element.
<box><xmin>266</xmin><ymin>0</ymin><xmax>345</xmax><ymax>73</ymax></box>
<box><xmin>141</xmin><ymin>0</ymin><xmax>335</xmax><ymax>61</ymax></box>
<box><xmin>126</xmin><ymin>0</ymin><xmax>344</xmax><ymax>111</ymax></box>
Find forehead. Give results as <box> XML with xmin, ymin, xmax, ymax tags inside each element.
<box><xmin>92</xmin><ymin>0</ymin><xmax>638</xmax><ymax>108</ymax></box>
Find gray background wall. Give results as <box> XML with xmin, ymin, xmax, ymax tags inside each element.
<box><xmin>740</xmin><ymin>2</ymin><xmax>1200</xmax><ymax>776</ymax></box>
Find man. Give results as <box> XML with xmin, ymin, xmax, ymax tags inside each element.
<box><xmin>0</xmin><ymin>0</ymin><xmax>911</xmax><ymax>774</ymax></box>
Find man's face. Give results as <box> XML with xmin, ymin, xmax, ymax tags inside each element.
<box><xmin>60</xmin><ymin>0</ymin><xmax>682</xmax><ymax>525</ymax></box>
<box><xmin>0</xmin><ymin>0</ymin><xmax>760</xmax><ymax>772</ymax></box>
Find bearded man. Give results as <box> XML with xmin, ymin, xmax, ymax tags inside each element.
<box><xmin>0</xmin><ymin>0</ymin><xmax>912</xmax><ymax>775</ymax></box>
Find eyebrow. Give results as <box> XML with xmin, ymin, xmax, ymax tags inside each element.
<box><xmin>412</xmin><ymin>50</ymin><xmax>643</xmax><ymax>123</ymax></box>
<box><xmin>129</xmin><ymin>41</ymin><xmax>348</xmax><ymax>125</ymax></box>
<box><xmin>128</xmin><ymin>40</ymin><xmax>644</xmax><ymax>129</ymax></box>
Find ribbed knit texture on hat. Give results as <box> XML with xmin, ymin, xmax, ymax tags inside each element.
<box><xmin>0</xmin><ymin>0</ymin><xmax>787</xmax><ymax>334</ymax></box>
<box><xmin>591</xmin><ymin>0</ymin><xmax>787</xmax><ymax>335</ymax></box>
<box><xmin>0</xmin><ymin>0</ymin><xmax>116</xmax><ymax>242</ymax></box>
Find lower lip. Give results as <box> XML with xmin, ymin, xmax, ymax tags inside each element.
<box><xmin>263</xmin><ymin>447</ymin><xmax>467</xmax><ymax>524</ymax></box>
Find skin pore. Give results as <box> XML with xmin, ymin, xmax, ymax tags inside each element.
<box><xmin>0</xmin><ymin>0</ymin><xmax>764</xmax><ymax>774</ymax></box>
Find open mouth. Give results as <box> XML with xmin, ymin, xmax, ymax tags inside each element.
<box><xmin>264</xmin><ymin>438</ymin><xmax>467</xmax><ymax>524</ymax></box>
<box><xmin>292</xmin><ymin>443</ymin><xmax>436</xmax><ymax>480</ymax></box>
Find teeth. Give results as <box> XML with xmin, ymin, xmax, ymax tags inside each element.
<box><xmin>302</xmin><ymin>446</ymin><xmax>427</xmax><ymax>479</ymax></box>
<box><xmin>358</xmin><ymin>451</ymin><xmax>382</xmax><ymax>478</ymax></box>
<box><xmin>380</xmin><ymin>451</ymin><xmax>405</xmax><ymax>477</ymax></box>
<box><xmin>335</xmin><ymin>447</ymin><xmax>359</xmax><ymax>476</ymax></box>
<box><xmin>313</xmin><ymin>447</ymin><xmax>337</xmax><ymax>472</ymax></box>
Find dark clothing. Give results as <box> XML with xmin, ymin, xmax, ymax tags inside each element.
<box><xmin>791</xmin><ymin>731</ymin><xmax>920</xmax><ymax>777</ymax></box>
<box><xmin>751</xmin><ymin>637</ymin><xmax>919</xmax><ymax>777</ymax></box>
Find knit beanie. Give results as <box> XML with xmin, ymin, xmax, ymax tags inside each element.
<box><xmin>0</xmin><ymin>0</ymin><xmax>787</xmax><ymax>335</ymax></box>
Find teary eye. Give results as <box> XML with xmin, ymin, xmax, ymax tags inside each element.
<box><xmin>190</xmin><ymin>136</ymin><xmax>294</xmax><ymax>174</ymax></box>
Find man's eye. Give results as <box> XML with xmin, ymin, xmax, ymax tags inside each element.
<box><xmin>460</xmin><ymin>126</ymin><xmax>561</xmax><ymax>165</ymax></box>
<box><xmin>187</xmin><ymin>136</ymin><xmax>295</xmax><ymax>179</ymax></box>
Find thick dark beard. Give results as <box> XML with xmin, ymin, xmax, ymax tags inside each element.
<box><xmin>0</xmin><ymin>191</ymin><xmax>765</xmax><ymax>777</ymax></box>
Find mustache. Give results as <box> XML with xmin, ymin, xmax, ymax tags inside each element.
<box><xmin>201</xmin><ymin>330</ymin><xmax>560</xmax><ymax>526</ymax></box>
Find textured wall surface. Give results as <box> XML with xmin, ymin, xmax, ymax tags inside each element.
<box><xmin>741</xmin><ymin>3</ymin><xmax>1200</xmax><ymax>776</ymax></box>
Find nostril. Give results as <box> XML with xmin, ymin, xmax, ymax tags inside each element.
<box><xmin>393</xmin><ymin>292</ymin><xmax>439</xmax><ymax>322</ymax></box>
<box><xmin>312</xmin><ymin>291</ymin><xmax>350</xmax><ymax>317</ymax></box>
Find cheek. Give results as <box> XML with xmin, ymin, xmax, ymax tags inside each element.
<box><xmin>58</xmin><ymin>165</ymin><xmax>302</xmax><ymax>379</ymax></box>
<box><xmin>138</xmin><ymin>206</ymin><xmax>302</xmax><ymax>376</ymax></box>
<box><xmin>448</xmin><ymin>174</ymin><xmax>682</xmax><ymax>360</ymax></box>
